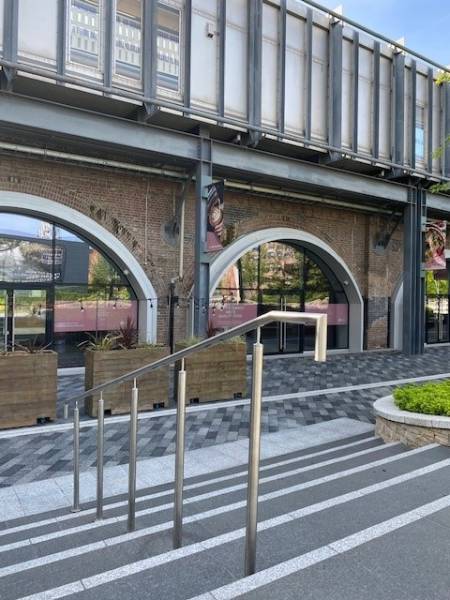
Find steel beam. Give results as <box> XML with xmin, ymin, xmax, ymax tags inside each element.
<box><xmin>278</xmin><ymin>0</ymin><xmax>287</xmax><ymax>134</ymax></box>
<box><xmin>328</xmin><ymin>20</ymin><xmax>343</xmax><ymax>149</ymax></box>
<box><xmin>372</xmin><ymin>41</ymin><xmax>380</xmax><ymax>159</ymax></box>
<box><xmin>427</xmin><ymin>67</ymin><xmax>434</xmax><ymax>174</ymax></box>
<box><xmin>352</xmin><ymin>31</ymin><xmax>359</xmax><ymax>154</ymax></box>
<box><xmin>193</xmin><ymin>127</ymin><xmax>212</xmax><ymax>337</ymax></box>
<box><xmin>0</xmin><ymin>93</ymin><xmax>411</xmax><ymax>205</ymax></box>
<box><xmin>393</xmin><ymin>51</ymin><xmax>405</xmax><ymax>167</ymax></box>
<box><xmin>410</xmin><ymin>61</ymin><xmax>417</xmax><ymax>170</ymax></box>
<box><xmin>218</xmin><ymin>0</ymin><xmax>227</xmax><ymax>118</ymax></box>
<box><xmin>402</xmin><ymin>185</ymin><xmax>425</xmax><ymax>355</ymax></box>
<box><xmin>305</xmin><ymin>8</ymin><xmax>313</xmax><ymax>140</ymax></box>
<box><xmin>247</xmin><ymin>0</ymin><xmax>263</xmax><ymax>146</ymax></box>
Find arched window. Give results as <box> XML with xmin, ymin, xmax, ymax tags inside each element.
<box><xmin>211</xmin><ymin>241</ymin><xmax>349</xmax><ymax>354</ymax></box>
<box><xmin>0</xmin><ymin>212</ymin><xmax>137</xmax><ymax>366</ymax></box>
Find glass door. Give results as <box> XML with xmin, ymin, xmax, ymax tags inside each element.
<box><xmin>259</xmin><ymin>291</ymin><xmax>302</xmax><ymax>354</ymax></box>
<box><xmin>12</xmin><ymin>289</ymin><xmax>49</xmax><ymax>349</ymax></box>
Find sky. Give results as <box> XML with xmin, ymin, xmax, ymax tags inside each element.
<box><xmin>315</xmin><ymin>0</ymin><xmax>450</xmax><ymax>67</ymax></box>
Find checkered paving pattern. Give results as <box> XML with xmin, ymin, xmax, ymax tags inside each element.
<box><xmin>1</xmin><ymin>346</ymin><xmax>450</xmax><ymax>488</ymax></box>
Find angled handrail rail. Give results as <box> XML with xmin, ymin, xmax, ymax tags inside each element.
<box><xmin>70</xmin><ymin>310</ymin><xmax>327</xmax><ymax>405</ymax></box>
<box><xmin>70</xmin><ymin>311</ymin><xmax>327</xmax><ymax>576</ymax></box>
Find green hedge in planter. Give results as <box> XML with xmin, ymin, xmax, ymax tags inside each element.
<box><xmin>393</xmin><ymin>380</ymin><xmax>450</xmax><ymax>416</ymax></box>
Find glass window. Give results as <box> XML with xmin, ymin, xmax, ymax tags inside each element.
<box><xmin>114</xmin><ymin>0</ymin><xmax>142</xmax><ymax>87</ymax></box>
<box><xmin>68</xmin><ymin>0</ymin><xmax>103</xmax><ymax>77</ymax></box>
<box><xmin>157</xmin><ymin>2</ymin><xmax>181</xmax><ymax>93</ymax></box>
<box><xmin>0</xmin><ymin>214</ymin><xmax>54</xmax><ymax>283</ymax></box>
<box><xmin>415</xmin><ymin>106</ymin><xmax>425</xmax><ymax>162</ymax></box>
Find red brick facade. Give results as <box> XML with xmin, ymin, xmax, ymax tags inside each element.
<box><xmin>0</xmin><ymin>154</ymin><xmax>404</xmax><ymax>349</ymax></box>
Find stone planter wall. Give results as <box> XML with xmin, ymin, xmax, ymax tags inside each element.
<box><xmin>175</xmin><ymin>341</ymin><xmax>247</xmax><ymax>403</ymax></box>
<box><xmin>0</xmin><ymin>351</ymin><xmax>57</xmax><ymax>429</ymax></box>
<box><xmin>374</xmin><ymin>396</ymin><xmax>450</xmax><ymax>448</ymax></box>
<box><xmin>85</xmin><ymin>347</ymin><xmax>170</xmax><ymax>416</ymax></box>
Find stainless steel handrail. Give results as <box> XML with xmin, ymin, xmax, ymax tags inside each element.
<box><xmin>71</xmin><ymin>311</ymin><xmax>327</xmax><ymax>576</ymax></box>
<box><xmin>71</xmin><ymin>311</ymin><xmax>327</xmax><ymax>405</ymax></box>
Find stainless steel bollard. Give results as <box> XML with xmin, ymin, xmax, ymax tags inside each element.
<box><xmin>96</xmin><ymin>392</ymin><xmax>105</xmax><ymax>521</ymax></box>
<box><xmin>315</xmin><ymin>314</ymin><xmax>328</xmax><ymax>362</ymax></box>
<box><xmin>173</xmin><ymin>360</ymin><xmax>187</xmax><ymax>549</ymax></box>
<box><xmin>63</xmin><ymin>403</ymin><xmax>69</xmax><ymax>420</ymax></box>
<box><xmin>244</xmin><ymin>333</ymin><xmax>264</xmax><ymax>577</ymax></box>
<box><xmin>128</xmin><ymin>380</ymin><xmax>139</xmax><ymax>532</ymax></box>
<box><xmin>72</xmin><ymin>403</ymin><xmax>81</xmax><ymax>513</ymax></box>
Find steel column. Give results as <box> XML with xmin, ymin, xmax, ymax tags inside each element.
<box><xmin>410</xmin><ymin>61</ymin><xmax>417</xmax><ymax>170</ymax></box>
<box><xmin>304</xmin><ymin>8</ymin><xmax>313</xmax><ymax>140</ymax></box>
<box><xmin>247</xmin><ymin>0</ymin><xmax>263</xmax><ymax>146</ymax></box>
<box><xmin>402</xmin><ymin>186</ymin><xmax>425</xmax><ymax>355</ymax></box>
<box><xmin>328</xmin><ymin>19</ymin><xmax>343</xmax><ymax>149</ymax></box>
<box><xmin>218</xmin><ymin>0</ymin><xmax>226</xmax><ymax>118</ymax></box>
<box><xmin>278</xmin><ymin>0</ymin><xmax>287</xmax><ymax>134</ymax></box>
<box><xmin>104</xmin><ymin>0</ymin><xmax>114</xmax><ymax>89</ymax></box>
<box><xmin>352</xmin><ymin>31</ymin><xmax>359</xmax><ymax>154</ymax></box>
<box><xmin>427</xmin><ymin>67</ymin><xmax>434</xmax><ymax>174</ymax></box>
<box><xmin>56</xmin><ymin>0</ymin><xmax>67</xmax><ymax>77</ymax></box>
<box><xmin>444</xmin><ymin>82</ymin><xmax>450</xmax><ymax>178</ymax></box>
<box><xmin>173</xmin><ymin>361</ymin><xmax>186</xmax><ymax>549</ymax></box>
<box><xmin>393</xmin><ymin>51</ymin><xmax>405</xmax><ymax>166</ymax></box>
<box><xmin>193</xmin><ymin>128</ymin><xmax>212</xmax><ymax>337</ymax></box>
<box><xmin>184</xmin><ymin>0</ymin><xmax>192</xmax><ymax>109</ymax></box>
<box><xmin>143</xmin><ymin>0</ymin><xmax>157</xmax><ymax>100</ymax></box>
<box><xmin>244</xmin><ymin>336</ymin><xmax>264</xmax><ymax>577</ymax></box>
<box><xmin>372</xmin><ymin>41</ymin><xmax>380</xmax><ymax>159</ymax></box>
<box><xmin>1</xmin><ymin>0</ymin><xmax>18</xmax><ymax>90</ymax></box>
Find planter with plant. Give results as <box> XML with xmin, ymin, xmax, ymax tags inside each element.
<box><xmin>175</xmin><ymin>335</ymin><xmax>247</xmax><ymax>404</ymax></box>
<box><xmin>83</xmin><ymin>319</ymin><xmax>170</xmax><ymax>416</ymax></box>
<box><xmin>0</xmin><ymin>338</ymin><xmax>57</xmax><ymax>429</ymax></box>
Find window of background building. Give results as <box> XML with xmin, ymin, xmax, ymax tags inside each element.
<box><xmin>114</xmin><ymin>0</ymin><xmax>142</xmax><ymax>86</ymax></box>
<box><xmin>157</xmin><ymin>2</ymin><xmax>181</xmax><ymax>93</ymax></box>
<box><xmin>68</xmin><ymin>0</ymin><xmax>103</xmax><ymax>77</ymax></box>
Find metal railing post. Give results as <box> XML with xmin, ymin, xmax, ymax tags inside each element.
<box><xmin>315</xmin><ymin>314</ymin><xmax>328</xmax><ymax>362</ymax></box>
<box><xmin>96</xmin><ymin>392</ymin><xmax>105</xmax><ymax>520</ymax></box>
<box><xmin>72</xmin><ymin>402</ymin><xmax>81</xmax><ymax>513</ymax></box>
<box><xmin>173</xmin><ymin>359</ymin><xmax>187</xmax><ymax>549</ymax></box>
<box><xmin>128</xmin><ymin>379</ymin><xmax>139</xmax><ymax>532</ymax></box>
<box><xmin>244</xmin><ymin>329</ymin><xmax>264</xmax><ymax>577</ymax></box>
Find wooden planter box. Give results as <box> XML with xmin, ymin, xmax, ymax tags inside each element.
<box><xmin>175</xmin><ymin>341</ymin><xmax>247</xmax><ymax>403</ymax></box>
<box><xmin>0</xmin><ymin>351</ymin><xmax>57</xmax><ymax>429</ymax></box>
<box><xmin>85</xmin><ymin>347</ymin><xmax>170</xmax><ymax>416</ymax></box>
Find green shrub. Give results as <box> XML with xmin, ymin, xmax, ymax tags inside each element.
<box><xmin>393</xmin><ymin>381</ymin><xmax>450</xmax><ymax>416</ymax></box>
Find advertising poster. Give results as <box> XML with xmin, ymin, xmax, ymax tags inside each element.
<box><xmin>425</xmin><ymin>221</ymin><xmax>447</xmax><ymax>271</ymax></box>
<box><xmin>206</xmin><ymin>181</ymin><xmax>225</xmax><ymax>252</ymax></box>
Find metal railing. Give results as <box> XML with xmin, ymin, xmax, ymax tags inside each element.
<box><xmin>70</xmin><ymin>311</ymin><xmax>327</xmax><ymax>576</ymax></box>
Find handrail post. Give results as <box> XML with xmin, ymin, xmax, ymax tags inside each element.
<box><xmin>173</xmin><ymin>359</ymin><xmax>187</xmax><ymax>549</ymax></box>
<box><xmin>128</xmin><ymin>379</ymin><xmax>139</xmax><ymax>532</ymax></box>
<box><xmin>71</xmin><ymin>402</ymin><xmax>81</xmax><ymax>513</ymax></box>
<box><xmin>315</xmin><ymin>314</ymin><xmax>328</xmax><ymax>362</ymax></box>
<box><xmin>244</xmin><ymin>328</ymin><xmax>264</xmax><ymax>577</ymax></box>
<box><xmin>96</xmin><ymin>392</ymin><xmax>105</xmax><ymax>521</ymax></box>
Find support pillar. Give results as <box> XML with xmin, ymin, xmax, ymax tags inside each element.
<box><xmin>403</xmin><ymin>186</ymin><xmax>426</xmax><ymax>355</ymax></box>
<box><xmin>193</xmin><ymin>128</ymin><xmax>213</xmax><ymax>337</ymax></box>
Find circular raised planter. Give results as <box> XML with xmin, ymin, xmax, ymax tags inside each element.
<box><xmin>374</xmin><ymin>396</ymin><xmax>450</xmax><ymax>448</ymax></box>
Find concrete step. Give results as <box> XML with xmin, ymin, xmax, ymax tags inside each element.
<box><xmin>2</xmin><ymin>441</ymin><xmax>450</xmax><ymax>600</ymax></box>
<box><xmin>0</xmin><ymin>436</ymin><xmax>400</xmax><ymax>562</ymax></box>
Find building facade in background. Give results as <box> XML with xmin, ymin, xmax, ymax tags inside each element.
<box><xmin>0</xmin><ymin>0</ymin><xmax>449</xmax><ymax>366</ymax></box>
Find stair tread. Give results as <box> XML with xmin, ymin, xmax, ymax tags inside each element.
<box><xmin>1</xmin><ymin>446</ymin><xmax>450</xmax><ymax>600</ymax></box>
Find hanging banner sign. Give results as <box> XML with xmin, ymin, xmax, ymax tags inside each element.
<box><xmin>425</xmin><ymin>221</ymin><xmax>447</xmax><ymax>271</ymax></box>
<box><xmin>206</xmin><ymin>181</ymin><xmax>225</xmax><ymax>252</ymax></box>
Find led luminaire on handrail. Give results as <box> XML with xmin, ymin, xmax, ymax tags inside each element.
<box><xmin>69</xmin><ymin>311</ymin><xmax>327</xmax><ymax>405</ymax></box>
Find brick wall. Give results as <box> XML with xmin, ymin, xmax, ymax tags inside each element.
<box><xmin>0</xmin><ymin>154</ymin><xmax>404</xmax><ymax>349</ymax></box>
